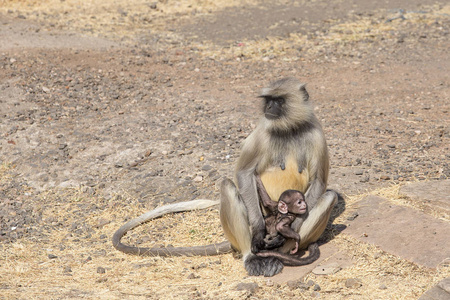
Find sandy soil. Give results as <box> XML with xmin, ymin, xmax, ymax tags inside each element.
<box><xmin>0</xmin><ymin>0</ymin><xmax>448</xmax><ymax>299</ymax></box>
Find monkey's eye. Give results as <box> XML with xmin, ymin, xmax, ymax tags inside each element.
<box><xmin>273</xmin><ymin>97</ymin><xmax>285</xmax><ymax>105</ymax></box>
<box><xmin>265</xmin><ymin>97</ymin><xmax>285</xmax><ymax>104</ymax></box>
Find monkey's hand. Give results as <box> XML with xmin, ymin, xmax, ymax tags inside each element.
<box><xmin>264</xmin><ymin>235</ymin><xmax>286</xmax><ymax>250</ymax></box>
<box><xmin>251</xmin><ymin>231</ymin><xmax>267</xmax><ymax>254</ymax></box>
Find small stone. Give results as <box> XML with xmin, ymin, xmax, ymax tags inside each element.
<box><xmin>95</xmin><ymin>218</ymin><xmax>110</xmax><ymax>228</ymax></box>
<box><xmin>201</xmin><ymin>165</ymin><xmax>212</xmax><ymax>171</ymax></box>
<box><xmin>97</xmin><ymin>267</ymin><xmax>106</xmax><ymax>274</ymax></box>
<box><xmin>286</xmin><ymin>280</ymin><xmax>308</xmax><ymax>290</ymax></box>
<box><xmin>187</xmin><ymin>273</ymin><xmax>199</xmax><ymax>279</ymax></box>
<box><xmin>235</xmin><ymin>282</ymin><xmax>258</xmax><ymax>293</ymax></box>
<box><xmin>313</xmin><ymin>284</ymin><xmax>321</xmax><ymax>291</ymax></box>
<box><xmin>312</xmin><ymin>262</ymin><xmax>341</xmax><ymax>275</ymax></box>
<box><xmin>266</xmin><ymin>279</ymin><xmax>274</xmax><ymax>286</ymax></box>
<box><xmin>311</xmin><ymin>291</ymin><xmax>321</xmax><ymax>298</ymax></box>
<box><xmin>380</xmin><ymin>175</ymin><xmax>390</xmax><ymax>180</ymax></box>
<box><xmin>355</xmin><ymin>170</ymin><xmax>364</xmax><ymax>175</ymax></box>
<box><xmin>193</xmin><ymin>175</ymin><xmax>203</xmax><ymax>182</ymax></box>
<box><xmin>379</xmin><ymin>284</ymin><xmax>388</xmax><ymax>290</ymax></box>
<box><xmin>347</xmin><ymin>212</ymin><xmax>359</xmax><ymax>221</ymax></box>
<box><xmin>63</xmin><ymin>266</ymin><xmax>72</xmax><ymax>273</ymax></box>
<box><xmin>306</xmin><ymin>280</ymin><xmax>315</xmax><ymax>287</ymax></box>
<box><xmin>360</xmin><ymin>175</ymin><xmax>370</xmax><ymax>183</ymax></box>
<box><xmin>345</xmin><ymin>278</ymin><xmax>362</xmax><ymax>288</ymax></box>
<box><xmin>48</xmin><ymin>254</ymin><xmax>58</xmax><ymax>259</ymax></box>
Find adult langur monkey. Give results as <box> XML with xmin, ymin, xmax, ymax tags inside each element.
<box><xmin>220</xmin><ymin>77</ymin><xmax>337</xmax><ymax>276</ymax></box>
<box><xmin>112</xmin><ymin>77</ymin><xmax>335</xmax><ymax>275</ymax></box>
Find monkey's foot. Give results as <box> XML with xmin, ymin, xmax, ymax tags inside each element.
<box><xmin>245</xmin><ymin>255</ymin><xmax>283</xmax><ymax>277</ymax></box>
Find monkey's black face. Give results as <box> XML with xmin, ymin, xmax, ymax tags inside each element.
<box><xmin>263</xmin><ymin>97</ymin><xmax>285</xmax><ymax>120</ymax></box>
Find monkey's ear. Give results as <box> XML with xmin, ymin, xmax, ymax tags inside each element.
<box><xmin>278</xmin><ymin>201</ymin><xmax>288</xmax><ymax>214</ymax></box>
<box><xmin>299</xmin><ymin>84</ymin><xmax>309</xmax><ymax>101</ymax></box>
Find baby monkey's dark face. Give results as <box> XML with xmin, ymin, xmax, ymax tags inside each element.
<box><xmin>291</xmin><ymin>193</ymin><xmax>307</xmax><ymax>215</ymax></box>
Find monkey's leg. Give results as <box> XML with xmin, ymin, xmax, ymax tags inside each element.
<box><xmin>220</xmin><ymin>178</ymin><xmax>283</xmax><ymax>277</ymax></box>
<box><xmin>281</xmin><ymin>190</ymin><xmax>337</xmax><ymax>252</ymax></box>
<box><xmin>219</xmin><ymin>178</ymin><xmax>251</xmax><ymax>253</ymax></box>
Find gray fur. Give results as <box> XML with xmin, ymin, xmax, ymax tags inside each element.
<box><xmin>220</xmin><ymin>78</ymin><xmax>337</xmax><ymax>276</ymax></box>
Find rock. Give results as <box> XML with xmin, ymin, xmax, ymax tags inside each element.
<box><xmin>48</xmin><ymin>254</ymin><xmax>58</xmax><ymax>259</ymax></box>
<box><xmin>312</xmin><ymin>262</ymin><xmax>341</xmax><ymax>275</ymax></box>
<box><xmin>201</xmin><ymin>165</ymin><xmax>212</xmax><ymax>171</ymax></box>
<box><xmin>187</xmin><ymin>273</ymin><xmax>199</xmax><ymax>279</ymax></box>
<box><xmin>286</xmin><ymin>280</ymin><xmax>308</xmax><ymax>290</ymax></box>
<box><xmin>97</xmin><ymin>267</ymin><xmax>106</xmax><ymax>274</ymax></box>
<box><xmin>419</xmin><ymin>277</ymin><xmax>450</xmax><ymax>300</ymax></box>
<box><xmin>400</xmin><ymin>180</ymin><xmax>450</xmax><ymax>213</ymax></box>
<box><xmin>438</xmin><ymin>277</ymin><xmax>450</xmax><ymax>293</ymax></box>
<box><xmin>345</xmin><ymin>196</ymin><xmax>450</xmax><ymax>268</ymax></box>
<box><xmin>347</xmin><ymin>212</ymin><xmax>359</xmax><ymax>221</ymax></box>
<box><xmin>311</xmin><ymin>291</ymin><xmax>321</xmax><ymax>297</ymax></box>
<box><xmin>193</xmin><ymin>175</ymin><xmax>203</xmax><ymax>182</ymax></box>
<box><xmin>345</xmin><ymin>278</ymin><xmax>362</xmax><ymax>288</ymax></box>
<box><xmin>313</xmin><ymin>284</ymin><xmax>321</xmax><ymax>291</ymax></box>
<box><xmin>235</xmin><ymin>282</ymin><xmax>259</xmax><ymax>293</ymax></box>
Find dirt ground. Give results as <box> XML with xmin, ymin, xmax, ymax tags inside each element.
<box><xmin>0</xmin><ymin>0</ymin><xmax>449</xmax><ymax>299</ymax></box>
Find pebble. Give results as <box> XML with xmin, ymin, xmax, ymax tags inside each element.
<box><xmin>193</xmin><ymin>175</ymin><xmax>203</xmax><ymax>182</ymax></box>
<box><xmin>187</xmin><ymin>273</ymin><xmax>199</xmax><ymax>279</ymax></box>
<box><xmin>286</xmin><ymin>280</ymin><xmax>309</xmax><ymax>290</ymax></box>
<box><xmin>347</xmin><ymin>212</ymin><xmax>359</xmax><ymax>221</ymax></box>
<box><xmin>48</xmin><ymin>254</ymin><xmax>58</xmax><ymax>259</ymax></box>
<box><xmin>345</xmin><ymin>278</ymin><xmax>362</xmax><ymax>288</ymax></box>
<box><xmin>63</xmin><ymin>266</ymin><xmax>72</xmax><ymax>273</ymax></box>
<box><xmin>235</xmin><ymin>282</ymin><xmax>259</xmax><ymax>293</ymax></box>
<box><xmin>97</xmin><ymin>267</ymin><xmax>106</xmax><ymax>274</ymax></box>
<box><xmin>311</xmin><ymin>291</ymin><xmax>321</xmax><ymax>297</ymax></box>
<box><xmin>312</xmin><ymin>262</ymin><xmax>341</xmax><ymax>275</ymax></box>
<box><xmin>265</xmin><ymin>279</ymin><xmax>274</xmax><ymax>286</ymax></box>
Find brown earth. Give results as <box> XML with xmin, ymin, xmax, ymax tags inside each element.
<box><xmin>0</xmin><ymin>0</ymin><xmax>449</xmax><ymax>299</ymax></box>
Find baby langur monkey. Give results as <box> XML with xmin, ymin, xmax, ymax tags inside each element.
<box><xmin>255</xmin><ymin>175</ymin><xmax>320</xmax><ymax>266</ymax></box>
<box><xmin>263</xmin><ymin>189</ymin><xmax>306</xmax><ymax>254</ymax></box>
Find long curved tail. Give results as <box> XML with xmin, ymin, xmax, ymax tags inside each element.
<box><xmin>112</xmin><ymin>199</ymin><xmax>232</xmax><ymax>257</ymax></box>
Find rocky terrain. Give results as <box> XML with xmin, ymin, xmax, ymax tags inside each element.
<box><xmin>0</xmin><ymin>1</ymin><xmax>448</xmax><ymax>299</ymax></box>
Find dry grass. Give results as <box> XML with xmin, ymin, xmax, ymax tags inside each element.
<box><xmin>0</xmin><ymin>0</ymin><xmax>258</xmax><ymax>43</ymax></box>
<box><xmin>2</xmin><ymin>1</ymin><xmax>448</xmax><ymax>60</ymax></box>
<box><xmin>1</xmin><ymin>171</ymin><xmax>449</xmax><ymax>299</ymax></box>
<box><xmin>1</xmin><ymin>1</ymin><xmax>449</xmax><ymax>298</ymax></box>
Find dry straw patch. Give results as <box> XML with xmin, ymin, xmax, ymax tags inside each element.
<box><xmin>1</xmin><ymin>178</ymin><xmax>449</xmax><ymax>299</ymax></box>
<box><xmin>0</xmin><ymin>0</ymin><xmax>258</xmax><ymax>42</ymax></box>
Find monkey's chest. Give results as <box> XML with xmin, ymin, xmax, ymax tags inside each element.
<box><xmin>259</xmin><ymin>156</ymin><xmax>309</xmax><ymax>202</ymax></box>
